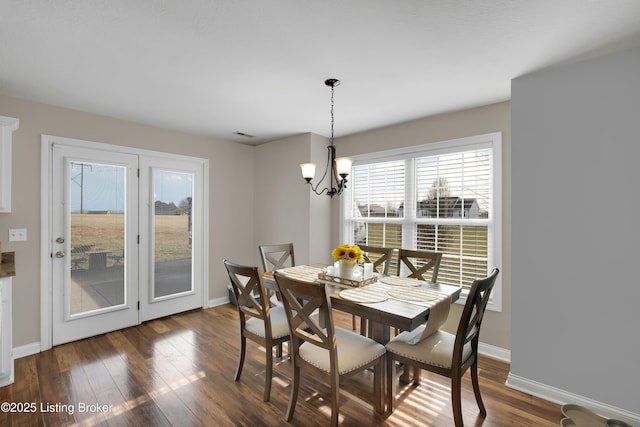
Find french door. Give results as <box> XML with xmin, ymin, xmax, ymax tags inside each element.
<box><xmin>48</xmin><ymin>138</ymin><xmax>206</xmax><ymax>346</ymax></box>
<box><xmin>138</xmin><ymin>156</ymin><xmax>204</xmax><ymax>322</ymax></box>
<box><xmin>51</xmin><ymin>145</ymin><xmax>139</xmax><ymax>345</ymax></box>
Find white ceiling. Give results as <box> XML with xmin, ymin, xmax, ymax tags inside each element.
<box><xmin>2</xmin><ymin>1</ymin><xmax>640</xmax><ymax>145</ymax></box>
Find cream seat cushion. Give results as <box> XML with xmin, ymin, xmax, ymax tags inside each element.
<box><xmin>246</xmin><ymin>307</ymin><xmax>319</xmax><ymax>340</ymax></box>
<box><xmin>385</xmin><ymin>328</ymin><xmax>472</xmax><ymax>369</ymax></box>
<box><xmin>245</xmin><ymin>305</ymin><xmax>291</xmax><ymax>339</ymax></box>
<box><xmin>299</xmin><ymin>327</ymin><xmax>386</xmax><ymax>375</ymax></box>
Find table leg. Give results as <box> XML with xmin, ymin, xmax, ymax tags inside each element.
<box><xmin>369</xmin><ymin>321</ymin><xmax>390</xmax><ymax>413</ymax></box>
<box><xmin>400</xmin><ymin>365</ymin><xmax>412</xmax><ymax>383</ymax></box>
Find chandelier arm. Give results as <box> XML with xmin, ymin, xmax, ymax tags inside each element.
<box><xmin>307</xmin><ymin>183</ymin><xmax>331</xmax><ymax>196</ymax></box>
<box><xmin>318</xmin><ymin>144</ymin><xmax>334</xmax><ymax>188</ymax></box>
<box><xmin>306</xmin><ymin>145</ymin><xmax>337</xmax><ymax>195</ymax></box>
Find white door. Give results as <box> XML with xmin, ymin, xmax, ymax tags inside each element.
<box><xmin>51</xmin><ymin>144</ymin><xmax>139</xmax><ymax>345</ymax></box>
<box><xmin>49</xmin><ymin>140</ymin><xmax>207</xmax><ymax>345</ymax></box>
<box><xmin>138</xmin><ymin>156</ymin><xmax>204</xmax><ymax>321</ymax></box>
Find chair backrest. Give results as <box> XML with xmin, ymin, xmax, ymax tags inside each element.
<box><xmin>358</xmin><ymin>245</ymin><xmax>394</xmax><ymax>275</ymax></box>
<box><xmin>273</xmin><ymin>271</ymin><xmax>336</xmax><ymax>363</ymax></box>
<box><xmin>224</xmin><ymin>260</ymin><xmax>273</xmax><ymax>333</ymax></box>
<box><xmin>453</xmin><ymin>268</ymin><xmax>500</xmax><ymax>365</ymax></box>
<box><xmin>397</xmin><ymin>249</ymin><xmax>443</xmax><ymax>282</ymax></box>
<box><xmin>259</xmin><ymin>243</ymin><xmax>295</xmax><ymax>272</ymax></box>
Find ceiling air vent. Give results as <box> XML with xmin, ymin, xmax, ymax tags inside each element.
<box><xmin>232</xmin><ymin>131</ymin><xmax>255</xmax><ymax>138</ymax></box>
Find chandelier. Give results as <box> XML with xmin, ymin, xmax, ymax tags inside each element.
<box><xmin>300</xmin><ymin>78</ymin><xmax>352</xmax><ymax>197</ymax></box>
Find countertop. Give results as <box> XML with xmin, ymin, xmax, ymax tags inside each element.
<box><xmin>0</xmin><ymin>252</ymin><xmax>16</xmax><ymax>278</ymax></box>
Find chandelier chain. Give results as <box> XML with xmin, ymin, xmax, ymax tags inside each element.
<box><xmin>330</xmin><ymin>84</ymin><xmax>335</xmax><ymax>146</ymax></box>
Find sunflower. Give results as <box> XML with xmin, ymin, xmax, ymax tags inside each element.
<box><xmin>332</xmin><ymin>244</ymin><xmax>364</xmax><ymax>263</ymax></box>
<box><xmin>331</xmin><ymin>246</ymin><xmax>348</xmax><ymax>260</ymax></box>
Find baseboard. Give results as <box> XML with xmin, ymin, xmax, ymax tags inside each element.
<box><xmin>506</xmin><ymin>372</ymin><xmax>640</xmax><ymax>425</ymax></box>
<box><xmin>13</xmin><ymin>342</ymin><xmax>41</xmax><ymax>359</ymax></box>
<box><xmin>207</xmin><ymin>296</ymin><xmax>230</xmax><ymax>308</ymax></box>
<box><xmin>478</xmin><ymin>342</ymin><xmax>510</xmax><ymax>362</ymax></box>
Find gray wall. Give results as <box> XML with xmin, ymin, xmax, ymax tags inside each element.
<box><xmin>252</xmin><ymin>133</ymin><xmax>332</xmax><ymax>267</ymax></box>
<box><xmin>511</xmin><ymin>47</ymin><xmax>640</xmax><ymax>415</ymax></box>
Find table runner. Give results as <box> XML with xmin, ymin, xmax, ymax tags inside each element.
<box><xmin>398</xmin><ymin>291</ymin><xmax>451</xmax><ymax>344</ymax></box>
<box><xmin>339</xmin><ymin>284</ymin><xmax>389</xmax><ymax>303</ymax></box>
<box><xmin>386</xmin><ymin>287</ymin><xmax>443</xmax><ymax>302</ymax></box>
<box><xmin>380</xmin><ymin>276</ymin><xmax>422</xmax><ymax>287</ymax></box>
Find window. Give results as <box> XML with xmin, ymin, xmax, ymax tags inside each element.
<box><xmin>342</xmin><ymin>132</ymin><xmax>502</xmax><ymax>311</ymax></box>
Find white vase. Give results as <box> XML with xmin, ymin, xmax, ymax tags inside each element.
<box><xmin>338</xmin><ymin>259</ymin><xmax>356</xmax><ymax>279</ymax></box>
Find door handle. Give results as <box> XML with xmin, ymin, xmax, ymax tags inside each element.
<box><xmin>55</xmin><ymin>251</ymin><xmax>66</xmax><ymax>258</ymax></box>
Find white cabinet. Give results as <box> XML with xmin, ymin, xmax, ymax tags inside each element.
<box><xmin>0</xmin><ymin>116</ymin><xmax>20</xmax><ymax>213</ymax></box>
<box><xmin>0</xmin><ymin>276</ymin><xmax>12</xmax><ymax>387</ymax></box>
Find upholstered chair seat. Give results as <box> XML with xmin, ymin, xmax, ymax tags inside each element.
<box><xmin>245</xmin><ymin>305</ymin><xmax>290</xmax><ymax>339</ymax></box>
<box><xmin>386</xmin><ymin>329</ymin><xmax>472</xmax><ymax>370</ymax></box>
<box><xmin>299</xmin><ymin>327</ymin><xmax>386</xmax><ymax>375</ymax></box>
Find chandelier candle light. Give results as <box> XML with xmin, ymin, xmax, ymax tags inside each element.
<box><xmin>300</xmin><ymin>78</ymin><xmax>352</xmax><ymax>197</ymax></box>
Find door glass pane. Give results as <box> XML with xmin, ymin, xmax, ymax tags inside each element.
<box><xmin>153</xmin><ymin>170</ymin><xmax>193</xmax><ymax>298</ymax></box>
<box><xmin>69</xmin><ymin>162</ymin><xmax>126</xmax><ymax>315</ymax></box>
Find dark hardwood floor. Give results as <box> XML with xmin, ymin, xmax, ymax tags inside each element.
<box><xmin>0</xmin><ymin>304</ymin><xmax>562</xmax><ymax>426</ymax></box>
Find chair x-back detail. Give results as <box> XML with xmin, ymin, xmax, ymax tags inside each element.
<box><xmin>259</xmin><ymin>243</ymin><xmax>295</xmax><ymax>272</ymax></box>
<box><xmin>274</xmin><ymin>271</ymin><xmax>386</xmax><ymax>426</ymax></box>
<box><xmin>386</xmin><ymin>268</ymin><xmax>500</xmax><ymax>426</ymax></box>
<box><xmin>223</xmin><ymin>260</ymin><xmax>290</xmax><ymax>402</ymax></box>
<box><xmin>359</xmin><ymin>245</ymin><xmax>394</xmax><ymax>275</ymax></box>
<box><xmin>397</xmin><ymin>248</ymin><xmax>443</xmax><ymax>282</ymax></box>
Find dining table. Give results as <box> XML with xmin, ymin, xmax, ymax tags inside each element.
<box><xmin>261</xmin><ymin>264</ymin><xmax>462</xmax><ymax>413</ymax></box>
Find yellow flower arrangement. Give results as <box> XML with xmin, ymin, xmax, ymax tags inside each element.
<box><xmin>331</xmin><ymin>244</ymin><xmax>364</xmax><ymax>263</ymax></box>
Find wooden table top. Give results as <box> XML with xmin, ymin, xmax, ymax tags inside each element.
<box><xmin>262</xmin><ymin>265</ymin><xmax>461</xmax><ymax>337</ymax></box>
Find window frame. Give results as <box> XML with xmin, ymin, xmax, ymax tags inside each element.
<box><xmin>340</xmin><ymin>132</ymin><xmax>502</xmax><ymax>311</ymax></box>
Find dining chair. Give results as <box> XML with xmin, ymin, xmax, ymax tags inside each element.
<box><xmin>223</xmin><ymin>260</ymin><xmax>291</xmax><ymax>402</ymax></box>
<box><xmin>355</xmin><ymin>245</ymin><xmax>395</xmax><ymax>334</ymax></box>
<box><xmin>259</xmin><ymin>243</ymin><xmax>295</xmax><ymax>272</ymax></box>
<box><xmin>273</xmin><ymin>271</ymin><xmax>386</xmax><ymax>427</ymax></box>
<box><xmin>397</xmin><ymin>248</ymin><xmax>443</xmax><ymax>282</ymax></box>
<box><xmin>259</xmin><ymin>242</ymin><xmax>296</xmax><ymax>307</ymax></box>
<box><xmin>385</xmin><ymin>268</ymin><xmax>500</xmax><ymax>426</ymax></box>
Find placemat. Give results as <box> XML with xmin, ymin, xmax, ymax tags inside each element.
<box><xmin>278</xmin><ymin>265</ymin><xmax>323</xmax><ymax>282</ymax></box>
<box><xmin>380</xmin><ymin>276</ymin><xmax>422</xmax><ymax>287</ymax></box>
<box><xmin>339</xmin><ymin>285</ymin><xmax>389</xmax><ymax>303</ymax></box>
<box><xmin>387</xmin><ymin>287</ymin><xmax>443</xmax><ymax>302</ymax></box>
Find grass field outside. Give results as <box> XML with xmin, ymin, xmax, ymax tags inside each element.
<box><xmin>70</xmin><ymin>213</ymin><xmax>191</xmax><ymax>269</ymax></box>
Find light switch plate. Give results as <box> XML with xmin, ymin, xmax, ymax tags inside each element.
<box><xmin>8</xmin><ymin>228</ymin><xmax>27</xmax><ymax>242</ymax></box>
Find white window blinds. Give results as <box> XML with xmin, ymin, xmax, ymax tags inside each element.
<box><xmin>352</xmin><ymin>160</ymin><xmax>405</xmax><ymax>219</ymax></box>
<box><xmin>342</xmin><ymin>133</ymin><xmax>501</xmax><ymax>308</ymax></box>
<box><xmin>415</xmin><ymin>149</ymin><xmax>491</xmax><ymax>289</ymax></box>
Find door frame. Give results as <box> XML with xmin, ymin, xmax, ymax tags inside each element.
<box><xmin>40</xmin><ymin>135</ymin><xmax>209</xmax><ymax>351</ymax></box>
